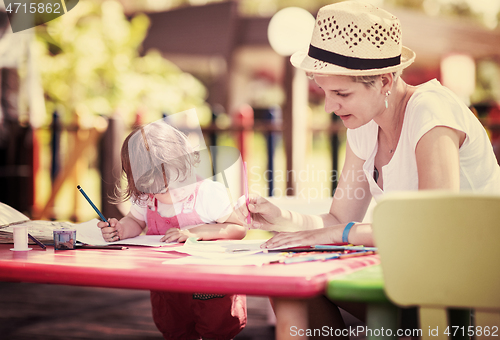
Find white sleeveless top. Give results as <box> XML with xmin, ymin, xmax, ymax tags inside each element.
<box><xmin>347</xmin><ymin>79</ymin><xmax>500</xmax><ymax>201</ymax></box>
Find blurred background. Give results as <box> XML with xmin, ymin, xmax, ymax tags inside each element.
<box><xmin>1</xmin><ymin>1</ymin><xmax>499</xmax><ymax>339</ymax></box>
<box><xmin>1</xmin><ymin>0</ymin><xmax>500</xmax><ymax>223</ymax></box>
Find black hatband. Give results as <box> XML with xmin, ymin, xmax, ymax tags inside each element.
<box><xmin>308</xmin><ymin>44</ymin><xmax>401</xmax><ymax>70</ymax></box>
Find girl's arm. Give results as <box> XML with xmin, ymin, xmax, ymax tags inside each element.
<box><xmin>161</xmin><ymin>223</ymin><xmax>247</xmax><ymax>243</ymax></box>
<box><xmin>160</xmin><ymin>210</ymin><xmax>247</xmax><ymax>243</ymax></box>
<box><xmin>97</xmin><ymin>212</ymin><xmax>146</xmax><ymax>242</ymax></box>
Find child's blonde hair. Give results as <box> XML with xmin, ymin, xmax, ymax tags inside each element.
<box><xmin>118</xmin><ymin>120</ymin><xmax>200</xmax><ymax>204</ymax></box>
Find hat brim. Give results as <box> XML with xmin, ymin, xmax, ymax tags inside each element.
<box><xmin>290</xmin><ymin>46</ymin><xmax>416</xmax><ymax>76</ymax></box>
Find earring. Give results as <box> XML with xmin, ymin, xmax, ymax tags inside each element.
<box><xmin>384</xmin><ymin>91</ymin><xmax>391</xmax><ymax>108</ymax></box>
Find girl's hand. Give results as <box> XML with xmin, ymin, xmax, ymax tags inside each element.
<box><xmin>245</xmin><ymin>194</ymin><xmax>283</xmax><ymax>230</ymax></box>
<box><xmin>261</xmin><ymin>228</ymin><xmax>336</xmax><ymax>249</ymax></box>
<box><xmin>97</xmin><ymin>218</ymin><xmax>122</xmax><ymax>242</ymax></box>
<box><xmin>160</xmin><ymin>228</ymin><xmax>198</xmax><ymax>243</ymax></box>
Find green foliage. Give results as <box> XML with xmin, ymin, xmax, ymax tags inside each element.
<box><xmin>35</xmin><ymin>0</ymin><xmax>210</xmax><ymax>126</ymax></box>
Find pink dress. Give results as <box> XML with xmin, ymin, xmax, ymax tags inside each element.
<box><xmin>146</xmin><ymin>183</ymin><xmax>247</xmax><ymax>340</ymax></box>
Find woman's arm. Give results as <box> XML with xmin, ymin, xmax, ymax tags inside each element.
<box><xmin>338</xmin><ymin>126</ymin><xmax>463</xmax><ymax>246</ymax></box>
<box><xmin>324</xmin><ymin>140</ymin><xmax>373</xmax><ymax>226</ymax></box>
<box><xmin>343</xmin><ymin>126</ymin><xmax>463</xmax><ymax>246</ymax></box>
<box><xmin>262</xmin><ymin>142</ymin><xmax>374</xmax><ymax>247</ymax></box>
<box><xmin>249</xmin><ymin>141</ymin><xmax>372</xmax><ymax>232</ymax></box>
<box><xmin>416</xmin><ymin>126</ymin><xmax>464</xmax><ymax>191</ymax></box>
<box><xmin>262</xmin><ymin>126</ymin><xmax>464</xmax><ymax>248</ymax></box>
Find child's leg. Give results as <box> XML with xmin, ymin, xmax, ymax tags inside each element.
<box><xmin>193</xmin><ymin>294</ymin><xmax>247</xmax><ymax>340</ymax></box>
<box><xmin>150</xmin><ymin>290</ymin><xmax>201</xmax><ymax>340</ymax></box>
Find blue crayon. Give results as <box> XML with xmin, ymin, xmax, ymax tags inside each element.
<box><xmin>314</xmin><ymin>245</ymin><xmax>378</xmax><ymax>252</ymax></box>
<box><xmin>77</xmin><ymin>185</ymin><xmax>108</xmax><ymax>224</ymax></box>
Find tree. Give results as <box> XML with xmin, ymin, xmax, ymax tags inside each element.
<box><xmin>35</xmin><ymin>0</ymin><xmax>211</xmax><ymax>126</ymax></box>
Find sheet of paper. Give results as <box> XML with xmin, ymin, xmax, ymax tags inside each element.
<box><xmin>159</xmin><ymin>246</ymin><xmax>264</xmax><ymax>258</ymax></box>
<box><xmin>157</xmin><ymin>238</ymin><xmax>306</xmax><ymax>257</ymax></box>
<box><xmin>185</xmin><ymin>238</ymin><xmax>266</xmax><ymax>251</ymax></box>
<box><xmin>74</xmin><ymin>219</ymin><xmax>171</xmax><ymax>247</ymax></box>
<box><xmin>1</xmin><ymin>220</ymin><xmax>74</xmax><ymax>244</ymax></box>
<box><xmin>158</xmin><ymin>238</ymin><xmax>267</xmax><ymax>257</ymax></box>
<box><xmin>0</xmin><ymin>202</ymin><xmax>30</xmax><ymax>226</ymax></box>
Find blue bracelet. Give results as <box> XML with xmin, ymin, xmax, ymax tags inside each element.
<box><xmin>342</xmin><ymin>222</ymin><xmax>356</xmax><ymax>243</ymax></box>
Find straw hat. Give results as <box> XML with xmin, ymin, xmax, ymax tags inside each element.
<box><xmin>291</xmin><ymin>1</ymin><xmax>416</xmax><ymax>76</ymax></box>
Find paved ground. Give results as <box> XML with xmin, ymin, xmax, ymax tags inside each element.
<box><xmin>0</xmin><ymin>281</ymin><xmax>370</xmax><ymax>340</ymax></box>
<box><xmin>0</xmin><ymin>281</ymin><xmax>275</xmax><ymax>340</ymax></box>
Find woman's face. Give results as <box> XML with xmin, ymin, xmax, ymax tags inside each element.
<box><xmin>314</xmin><ymin>74</ymin><xmax>384</xmax><ymax>129</ymax></box>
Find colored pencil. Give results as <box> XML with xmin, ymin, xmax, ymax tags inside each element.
<box><xmin>242</xmin><ymin>161</ymin><xmax>251</xmax><ymax>224</ymax></box>
<box><xmin>77</xmin><ymin>245</ymin><xmax>128</xmax><ymax>250</ymax></box>
<box><xmin>28</xmin><ymin>233</ymin><xmax>46</xmax><ymax>250</ymax></box>
<box><xmin>314</xmin><ymin>245</ymin><xmax>378</xmax><ymax>252</ymax></box>
<box><xmin>77</xmin><ymin>185</ymin><xmax>108</xmax><ymax>224</ymax></box>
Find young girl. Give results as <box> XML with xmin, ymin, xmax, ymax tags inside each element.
<box><xmin>98</xmin><ymin>119</ymin><xmax>247</xmax><ymax>340</ymax></box>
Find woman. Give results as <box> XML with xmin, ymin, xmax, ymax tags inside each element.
<box><xmin>244</xmin><ymin>1</ymin><xmax>500</xmax><ymax>332</ymax></box>
<box><xmin>248</xmin><ymin>1</ymin><xmax>500</xmax><ymax>250</ymax></box>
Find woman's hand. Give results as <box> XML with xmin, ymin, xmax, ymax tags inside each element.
<box><xmin>97</xmin><ymin>218</ymin><xmax>123</xmax><ymax>242</ymax></box>
<box><xmin>222</xmin><ymin>196</ymin><xmax>251</xmax><ymax>227</ymax></box>
<box><xmin>245</xmin><ymin>195</ymin><xmax>283</xmax><ymax>230</ymax></box>
<box><xmin>262</xmin><ymin>228</ymin><xmax>337</xmax><ymax>249</ymax></box>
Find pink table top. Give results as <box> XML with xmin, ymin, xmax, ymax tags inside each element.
<box><xmin>0</xmin><ymin>244</ymin><xmax>379</xmax><ymax>298</ymax></box>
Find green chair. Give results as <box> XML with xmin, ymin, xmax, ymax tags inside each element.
<box><xmin>372</xmin><ymin>191</ymin><xmax>500</xmax><ymax>340</ymax></box>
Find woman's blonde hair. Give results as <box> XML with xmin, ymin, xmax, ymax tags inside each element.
<box><xmin>307</xmin><ymin>70</ymin><xmax>402</xmax><ymax>88</ymax></box>
<box><xmin>117</xmin><ymin>120</ymin><xmax>200</xmax><ymax>204</ymax></box>
<box><xmin>351</xmin><ymin>70</ymin><xmax>402</xmax><ymax>88</ymax></box>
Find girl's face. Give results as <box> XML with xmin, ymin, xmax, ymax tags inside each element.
<box><xmin>314</xmin><ymin>74</ymin><xmax>384</xmax><ymax>129</ymax></box>
<box><xmin>152</xmin><ymin>171</ymin><xmax>197</xmax><ymax>205</ymax></box>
